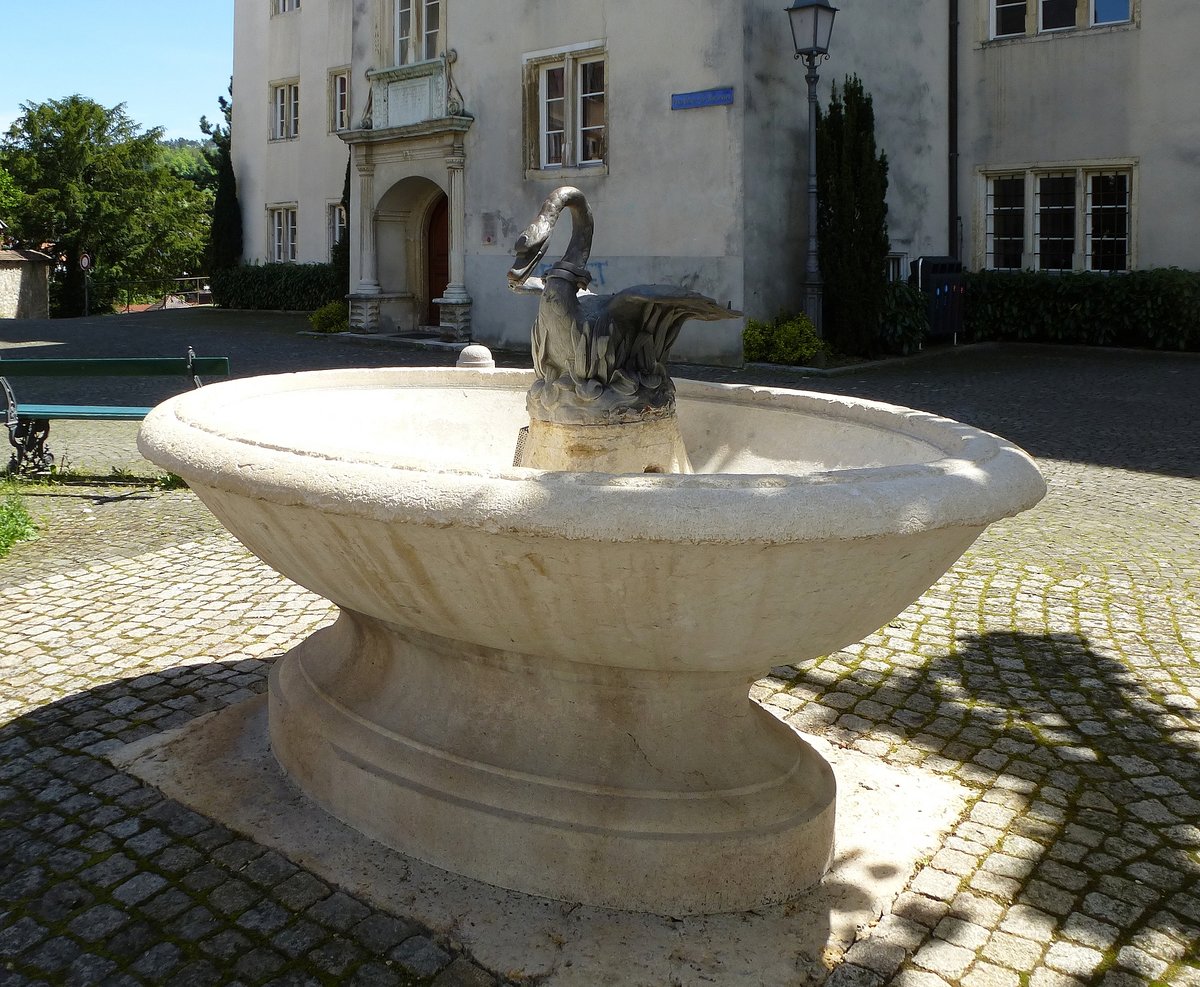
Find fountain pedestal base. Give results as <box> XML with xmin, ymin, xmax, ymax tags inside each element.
<box><xmin>269</xmin><ymin>609</ymin><xmax>836</xmax><ymax>915</ymax></box>
<box><xmin>516</xmin><ymin>414</ymin><xmax>693</xmax><ymax>473</ymax></box>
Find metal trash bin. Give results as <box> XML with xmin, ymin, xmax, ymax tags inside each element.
<box><xmin>910</xmin><ymin>256</ymin><xmax>966</xmax><ymax>344</ymax></box>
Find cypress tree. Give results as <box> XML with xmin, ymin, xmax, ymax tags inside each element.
<box><xmin>202</xmin><ymin>83</ymin><xmax>243</xmax><ymax>272</ymax></box>
<box><xmin>816</xmin><ymin>76</ymin><xmax>890</xmax><ymax>356</ymax></box>
<box><xmin>330</xmin><ymin>154</ymin><xmax>351</xmax><ymax>298</ymax></box>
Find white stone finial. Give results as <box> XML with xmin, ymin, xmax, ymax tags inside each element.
<box><xmin>456</xmin><ymin>344</ymin><xmax>495</xmax><ymax>369</ymax></box>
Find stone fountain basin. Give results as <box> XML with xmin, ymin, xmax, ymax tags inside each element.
<box><xmin>138</xmin><ymin>367</ymin><xmax>1043</xmax><ymax>673</ymax></box>
<box><xmin>138</xmin><ymin>367</ymin><xmax>1045</xmax><ymax>915</ymax></box>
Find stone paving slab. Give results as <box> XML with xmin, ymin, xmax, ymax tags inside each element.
<box><xmin>111</xmin><ymin>692</ymin><xmax>967</xmax><ymax>986</ymax></box>
<box><xmin>2</xmin><ymin>310</ymin><xmax>1198</xmax><ymax>985</ymax></box>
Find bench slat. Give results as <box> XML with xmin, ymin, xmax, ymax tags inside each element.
<box><xmin>16</xmin><ymin>405</ymin><xmax>154</xmax><ymax>420</ymax></box>
<box><xmin>0</xmin><ymin>357</ymin><xmax>230</xmax><ymax>377</ymax></box>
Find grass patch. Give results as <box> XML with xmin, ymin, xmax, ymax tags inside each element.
<box><xmin>10</xmin><ymin>465</ymin><xmax>188</xmax><ymax>490</ymax></box>
<box><xmin>0</xmin><ymin>488</ymin><xmax>37</xmax><ymax>557</ymax></box>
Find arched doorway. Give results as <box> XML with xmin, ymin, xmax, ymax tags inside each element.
<box><xmin>373</xmin><ymin>176</ymin><xmax>448</xmax><ymax>332</ymax></box>
<box><xmin>426</xmin><ymin>193</ymin><xmax>449</xmax><ymax>326</ymax></box>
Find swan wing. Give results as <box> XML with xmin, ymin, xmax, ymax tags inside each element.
<box><xmin>599</xmin><ymin>285</ymin><xmax>742</xmax><ymax>370</ymax></box>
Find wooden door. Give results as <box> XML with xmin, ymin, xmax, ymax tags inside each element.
<box><xmin>426</xmin><ymin>194</ymin><xmax>449</xmax><ymax>326</ymax></box>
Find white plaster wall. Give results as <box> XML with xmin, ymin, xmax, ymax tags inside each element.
<box><xmin>233</xmin><ymin>0</ymin><xmax>352</xmax><ymax>266</ymax></box>
<box><xmin>831</xmin><ymin>0</ymin><xmax>952</xmax><ymax>268</ymax></box>
<box><xmin>739</xmin><ymin>1</ymin><xmax>809</xmax><ymax>323</ymax></box>
<box><xmin>959</xmin><ymin>1</ymin><xmax>1200</xmax><ymax>270</ymax></box>
<box><xmin>454</xmin><ymin>0</ymin><xmax>747</xmax><ymax>366</ymax></box>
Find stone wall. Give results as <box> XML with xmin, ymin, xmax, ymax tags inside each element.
<box><xmin>0</xmin><ymin>251</ymin><xmax>51</xmax><ymax>319</ymax></box>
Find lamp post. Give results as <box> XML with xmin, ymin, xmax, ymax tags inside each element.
<box><xmin>785</xmin><ymin>0</ymin><xmax>838</xmax><ymax>336</ymax></box>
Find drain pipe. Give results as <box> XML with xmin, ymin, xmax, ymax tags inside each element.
<box><xmin>948</xmin><ymin>0</ymin><xmax>960</xmax><ymax>260</ymax></box>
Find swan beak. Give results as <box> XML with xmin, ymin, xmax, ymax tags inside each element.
<box><xmin>507</xmin><ymin>222</ymin><xmax>553</xmax><ymax>285</ymax></box>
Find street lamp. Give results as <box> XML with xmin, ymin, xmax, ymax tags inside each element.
<box><xmin>785</xmin><ymin>0</ymin><xmax>838</xmax><ymax>336</ymax></box>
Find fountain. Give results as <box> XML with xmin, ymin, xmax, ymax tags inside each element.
<box><xmin>138</xmin><ymin>188</ymin><xmax>1045</xmax><ymax>916</ymax></box>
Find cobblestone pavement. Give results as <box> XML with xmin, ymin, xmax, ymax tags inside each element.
<box><xmin>2</xmin><ymin>311</ymin><xmax>1198</xmax><ymax>986</ymax></box>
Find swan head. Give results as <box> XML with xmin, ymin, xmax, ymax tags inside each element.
<box><xmin>507</xmin><ymin>220</ymin><xmax>554</xmax><ymax>287</ymax></box>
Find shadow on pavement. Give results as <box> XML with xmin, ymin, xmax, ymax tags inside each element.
<box><xmin>790</xmin><ymin>629</ymin><xmax>1200</xmax><ymax>984</ymax></box>
<box><xmin>0</xmin><ymin>658</ymin><xmax>468</xmax><ymax>986</ymax></box>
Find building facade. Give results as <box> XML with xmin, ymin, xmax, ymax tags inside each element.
<box><xmin>231</xmin><ymin>0</ymin><xmax>1198</xmax><ymax>365</ymax></box>
<box><xmin>232</xmin><ymin>0</ymin><xmax>352</xmax><ymax>274</ymax></box>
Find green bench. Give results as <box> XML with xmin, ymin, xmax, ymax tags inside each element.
<box><xmin>1</xmin><ymin>349</ymin><xmax>230</xmax><ymax>474</ymax></box>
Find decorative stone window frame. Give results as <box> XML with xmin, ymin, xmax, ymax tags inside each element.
<box><xmin>522</xmin><ymin>40</ymin><xmax>608</xmax><ymax>178</ymax></box>
<box><xmin>269</xmin><ymin>204</ymin><xmax>299</xmax><ymax>263</ymax></box>
<box><xmin>329</xmin><ymin>68</ymin><xmax>351</xmax><ymax>133</ymax></box>
<box><xmin>978</xmin><ymin>161</ymin><xmax>1137</xmax><ymax>272</ymax></box>
<box><xmin>270</xmin><ymin>80</ymin><xmax>300</xmax><ymax>141</ymax></box>
<box><xmin>986</xmin><ymin>0</ymin><xmax>1134</xmax><ymax>41</ymax></box>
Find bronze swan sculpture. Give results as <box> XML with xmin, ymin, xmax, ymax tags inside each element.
<box><xmin>508</xmin><ymin>186</ymin><xmax>741</xmax><ymax>426</ymax></box>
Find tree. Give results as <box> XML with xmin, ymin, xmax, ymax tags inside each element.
<box><xmin>816</xmin><ymin>76</ymin><xmax>891</xmax><ymax>357</ymax></box>
<box><xmin>0</xmin><ymin>166</ymin><xmax>21</xmax><ymax>245</ymax></box>
<box><xmin>201</xmin><ymin>83</ymin><xmax>243</xmax><ymax>272</ymax></box>
<box><xmin>0</xmin><ymin>166</ymin><xmax>21</xmax><ymax>219</ymax></box>
<box><xmin>160</xmin><ymin>138</ymin><xmax>217</xmax><ymax>190</ymax></box>
<box><xmin>1</xmin><ymin>95</ymin><xmax>210</xmax><ymax>316</ymax></box>
<box><xmin>330</xmin><ymin>154</ymin><xmax>351</xmax><ymax>294</ymax></box>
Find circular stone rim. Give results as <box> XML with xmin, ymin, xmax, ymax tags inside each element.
<box><xmin>138</xmin><ymin>367</ymin><xmax>1046</xmax><ymax>545</ymax></box>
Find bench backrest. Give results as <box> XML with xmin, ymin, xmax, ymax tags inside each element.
<box><xmin>0</xmin><ymin>356</ymin><xmax>230</xmax><ymax>377</ymax></box>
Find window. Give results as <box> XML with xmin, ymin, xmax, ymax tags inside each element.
<box><xmin>271</xmin><ymin>207</ymin><xmax>298</xmax><ymax>262</ymax></box>
<box><xmin>994</xmin><ymin>0</ymin><xmax>1027</xmax><ymax>37</ymax></box>
<box><xmin>577</xmin><ymin>60</ymin><xmax>606</xmax><ymax>165</ymax></box>
<box><xmin>328</xmin><ymin>202</ymin><xmax>347</xmax><ymax>258</ymax></box>
<box><xmin>986</xmin><ymin>175</ymin><xmax>1025</xmax><ymax>270</ymax></box>
<box><xmin>330</xmin><ymin>71</ymin><xmax>349</xmax><ymax>132</ymax></box>
<box><xmin>992</xmin><ymin>0</ymin><xmax>1133</xmax><ymax>37</ymax></box>
<box><xmin>395</xmin><ymin>0</ymin><xmax>441</xmax><ymax>65</ymax></box>
<box><xmin>1086</xmin><ymin>172</ymin><xmax>1129</xmax><ymax>271</ymax></box>
<box><xmin>272</xmin><ymin>82</ymin><xmax>300</xmax><ymax>139</ymax></box>
<box><xmin>984</xmin><ymin>165</ymin><xmax>1132</xmax><ymax>272</ymax></box>
<box><xmin>1036</xmin><ymin>173</ymin><xmax>1075</xmax><ymax>271</ymax></box>
<box><xmin>274</xmin><ymin>0</ymin><xmax>300</xmax><ymax>12</ymax></box>
<box><xmin>1040</xmin><ymin>0</ymin><xmax>1076</xmax><ymax>30</ymax></box>
<box><xmin>526</xmin><ymin>44</ymin><xmax>607</xmax><ymax>171</ymax></box>
<box><xmin>1093</xmin><ymin>0</ymin><xmax>1130</xmax><ymax>24</ymax></box>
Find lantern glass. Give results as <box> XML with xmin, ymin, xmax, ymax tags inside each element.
<box><xmin>786</xmin><ymin>0</ymin><xmax>838</xmax><ymax>56</ymax></box>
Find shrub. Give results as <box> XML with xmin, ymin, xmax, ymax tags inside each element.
<box><xmin>964</xmin><ymin>268</ymin><xmax>1200</xmax><ymax>351</ymax></box>
<box><xmin>309</xmin><ymin>299</ymin><xmax>349</xmax><ymax>334</ymax></box>
<box><xmin>210</xmin><ymin>262</ymin><xmax>342</xmax><ymax>311</ymax></box>
<box><xmin>743</xmin><ymin>313</ymin><xmax>829</xmax><ymax>366</ymax></box>
<box><xmin>878</xmin><ymin>282</ymin><xmax>930</xmax><ymax>355</ymax></box>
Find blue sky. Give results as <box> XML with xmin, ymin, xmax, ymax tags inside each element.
<box><xmin>2</xmin><ymin>1</ymin><xmax>234</xmax><ymax>142</ymax></box>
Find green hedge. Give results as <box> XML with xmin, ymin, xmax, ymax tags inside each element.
<box><xmin>879</xmin><ymin>281</ymin><xmax>930</xmax><ymax>356</ymax></box>
<box><xmin>210</xmin><ymin>263</ymin><xmax>344</xmax><ymax>311</ymax></box>
<box><xmin>964</xmin><ymin>269</ymin><xmax>1200</xmax><ymax>351</ymax></box>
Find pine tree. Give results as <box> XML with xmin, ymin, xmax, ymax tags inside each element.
<box><xmin>816</xmin><ymin>76</ymin><xmax>891</xmax><ymax>356</ymax></box>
